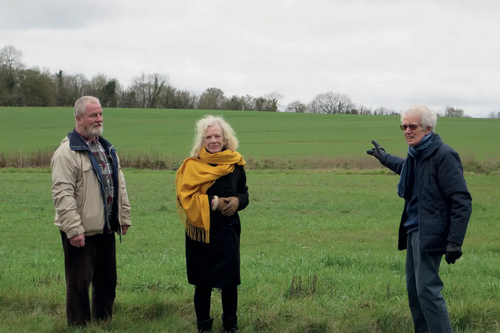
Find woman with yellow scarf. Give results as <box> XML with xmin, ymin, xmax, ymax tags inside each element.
<box><xmin>176</xmin><ymin>115</ymin><xmax>249</xmax><ymax>333</ymax></box>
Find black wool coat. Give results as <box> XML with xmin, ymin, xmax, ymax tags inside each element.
<box><xmin>185</xmin><ymin>164</ymin><xmax>249</xmax><ymax>288</ymax></box>
<box><xmin>380</xmin><ymin>134</ymin><xmax>472</xmax><ymax>254</ymax></box>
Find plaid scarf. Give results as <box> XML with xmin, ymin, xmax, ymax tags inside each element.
<box><xmin>175</xmin><ymin>148</ymin><xmax>245</xmax><ymax>243</ymax></box>
<box><xmin>85</xmin><ymin>138</ymin><xmax>115</xmax><ymax>220</ymax></box>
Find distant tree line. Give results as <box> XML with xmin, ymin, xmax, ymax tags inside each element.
<box><xmin>0</xmin><ymin>45</ymin><xmax>285</xmax><ymax>112</ymax></box>
<box><xmin>0</xmin><ymin>45</ymin><xmax>487</xmax><ymax>117</ymax></box>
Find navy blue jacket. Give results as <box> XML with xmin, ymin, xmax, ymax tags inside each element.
<box><xmin>380</xmin><ymin>134</ymin><xmax>472</xmax><ymax>254</ymax></box>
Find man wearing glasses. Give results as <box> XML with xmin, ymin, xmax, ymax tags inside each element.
<box><xmin>366</xmin><ymin>104</ymin><xmax>472</xmax><ymax>333</ymax></box>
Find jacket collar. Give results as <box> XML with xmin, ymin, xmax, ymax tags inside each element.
<box><xmin>68</xmin><ymin>128</ymin><xmax>113</xmax><ymax>152</ymax></box>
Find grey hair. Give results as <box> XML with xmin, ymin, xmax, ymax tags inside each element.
<box><xmin>190</xmin><ymin>115</ymin><xmax>239</xmax><ymax>157</ymax></box>
<box><xmin>401</xmin><ymin>104</ymin><xmax>437</xmax><ymax>131</ymax></box>
<box><xmin>74</xmin><ymin>96</ymin><xmax>100</xmax><ymax>118</ymax></box>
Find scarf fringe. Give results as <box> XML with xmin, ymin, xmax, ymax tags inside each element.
<box><xmin>185</xmin><ymin>222</ymin><xmax>210</xmax><ymax>243</ymax></box>
<box><xmin>176</xmin><ymin>195</ymin><xmax>210</xmax><ymax>243</ymax></box>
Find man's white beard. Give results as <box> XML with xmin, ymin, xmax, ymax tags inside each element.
<box><xmin>87</xmin><ymin>124</ymin><xmax>103</xmax><ymax>138</ymax></box>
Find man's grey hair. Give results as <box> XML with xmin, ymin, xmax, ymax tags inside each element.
<box><xmin>190</xmin><ymin>115</ymin><xmax>239</xmax><ymax>157</ymax></box>
<box><xmin>401</xmin><ymin>104</ymin><xmax>437</xmax><ymax>131</ymax></box>
<box><xmin>74</xmin><ymin>96</ymin><xmax>100</xmax><ymax>118</ymax></box>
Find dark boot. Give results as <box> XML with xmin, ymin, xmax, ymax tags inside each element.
<box><xmin>222</xmin><ymin>314</ymin><xmax>238</xmax><ymax>333</ymax></box>
<box><xmin>196</xmin><ymin>317</ymin><xmax>214</xmax><ymax>333</ymax></box>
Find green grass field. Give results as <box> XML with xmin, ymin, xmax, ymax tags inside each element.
<box><xmin>0</xmin><ymin>108</ymin><xmax>499</xmax><ymax>332</ymax></box>
<box><xmin>1</xmin><ymin>107</ymin><xmax>499</xmax><ymax>161</ymax></box>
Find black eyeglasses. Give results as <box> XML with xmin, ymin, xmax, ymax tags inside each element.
<box><xmin>400</xmin><ymin>124</ymin><xmax>421</xmax><ymax>131</ymax></box>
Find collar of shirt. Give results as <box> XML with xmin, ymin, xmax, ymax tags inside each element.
<box><xmin>78</xmin><ymin>133</ymin><xmax>99</xmax><ymax>145</ymax></box>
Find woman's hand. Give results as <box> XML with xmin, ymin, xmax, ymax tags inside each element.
<box><xmin>221</xmin><ymin>196</ymin><xmax>239</xmax><ymax>216</ymax></box>
<box><xmin>216</xmin><ymin>197</ymin><xmax>228</xmax><ymax>211</ymax></box>
<box><xmin>212</xmin><ymin>196</ymin><xmax>228</xmax><ymax>212</ymax></box>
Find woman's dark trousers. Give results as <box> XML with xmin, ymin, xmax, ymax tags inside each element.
<box><xmin>194</xmin><ymin>285</ymin><xmax>238</xmax><ymax>326</ymax></box>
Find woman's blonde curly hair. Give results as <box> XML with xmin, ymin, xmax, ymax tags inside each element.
<box><xmin>190</xmin><ymin>115</ymin><xmax>239</xmax><ymax>157</ymax></box>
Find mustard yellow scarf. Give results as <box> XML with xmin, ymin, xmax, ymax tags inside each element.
<box><xmin>175</xmin><ymin>148</ymin><xmax>245</xmax><ymax>243</ymax></box>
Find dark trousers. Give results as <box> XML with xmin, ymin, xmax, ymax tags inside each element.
<box><xmin>61</xmin><ymin>231</ymin><xmax>117</xmax><ymax>327</ymax></box>
<box><xmin>194</xmin><ymin>285</ymin><xmax>238</xmax><ymax>322</ymax></box>
<box><xmin>406</xmin><ymin>231</ymin><xmax>452</xmax><ymax>333</ymax></box>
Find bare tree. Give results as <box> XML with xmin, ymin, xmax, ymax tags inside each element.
<box><xmin>487</xmin><ymin>111</ymin><xmax>500</xmax><ymax>119</ymax></box>
<box><xmin>177</xmin><ymin>90</ymin><xmax>198</xmax><ymax>109</ymax></box>
<box><xmin>241</xmin><ymin>94</ymin><xmax>255</xmax><ymax>111</ymax></box>
<box><xmin>73</xmin><ymin>74</ymin><xmax>89</xmax><ymax>97</ymax></box>
<box><xmin>160</xmin><ymin>85</ymin><xmax>178</xmax><ymax>108</ymax></box>
<box><xmin>308</xmin><ymin>92</ymin><xmax>354</xmax><ymax>114</ymax></box>
<box><xmin>254</xmin><ymin>97</ymin><xmax>267</xmax><ymax>111</ymax></box>
<box><xmin>306</xmin><ymin>101</ymin><xmax>322</xmax><ymax>113</ymax></box>
<box><xmin>264</xmin><ymin>91</ymin><xmax>284</xmax><ymax>111</ymax></box>
<box><xmin>373</xmin><ymin>107</ymin><xmax>389</xmax><ymax>115</ymax></box>
<box><xmin>0</xmin><ymin>45</ymin><xmax>24</xmax><ymax>95</ymax></box>
<box><xmin>149</xmin><ymin>73</ymin><xmax>167</xmax><ymax>108</ymax></box>
<box><xmin>0</xmin><ymin>45</ymin><xmax>23</xmax><ymax>71</ymax></box>
<box><xmin>199</xmin><ymin>87</ymin><xmax>225</xmax><ymax>110</ymax></box>
<box><xmin>443</xmin><ymin>105</ymin><xmax>467</xmax><ymax>117</ymax></box>
<box><xmin>286</xmin><ymin>100</ymin><xmax>307</xmax><ymax>113</ymax></box>
<box><xmin>87</xmin><ymin>73</ymin><xmax>109</xmax><ymax>101</ymax></box>
<box><xmin>52</xmin><ymin>71</ymin><xmax>90</xmax><ymax>106</ymax></box>
<box><xmin>357</xmin><ymin>105</ymin><xmax>372</xmax><ymax>115</ymax></box>
<box><xmin>129</xmin><ymin>72</ymin><xmax>168</xmax><ymax>108</ymax></box>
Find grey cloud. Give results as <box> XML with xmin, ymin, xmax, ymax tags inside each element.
<box><xmin>1</xmin><ymin>0</ymin><xmax>498</xmax><ymax>117</ymax></box>
<box><xmin>0</xmin><ymin>0</ymin><xmax>124</xmax><ymax>30</ymax></box>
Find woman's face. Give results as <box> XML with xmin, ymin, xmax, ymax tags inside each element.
<box><xmin>203</xmin><ymin>125</ymin><xmax>225</xmax><ymax>153</ymax></box>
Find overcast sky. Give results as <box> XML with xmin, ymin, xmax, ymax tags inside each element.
<box><xmin>1</xmin><ymin>0</ymin><xmax>499</xmax><ymax>117</ymax></box>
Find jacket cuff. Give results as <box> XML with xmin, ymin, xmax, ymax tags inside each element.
<box><xmin>64</xmin><ymin>225</ymin><xmax>86</xmax><ymax>238</ymax></box>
